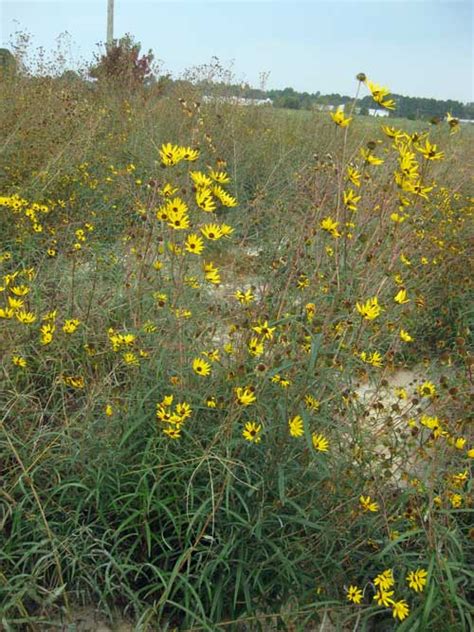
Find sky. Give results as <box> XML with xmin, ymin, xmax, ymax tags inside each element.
<box><xmin>1</xmin><ymin>1</ymin><xmax>473</xmax><ymax>102</ymax></box>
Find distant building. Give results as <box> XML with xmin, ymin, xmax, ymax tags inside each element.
<box><xmin>202</xmin><ymin>95</ymin><xmax>273</xmax><ymax>106</ymax></box>
<box><xmin>314</xmin><ymin>104</ymin><xmax>337</xmax><ymax>112</ymax></box>
<box><xmin>368</xmin><ymin>108</ymin><xmax>390</xmax><ymax>117</ymax></box>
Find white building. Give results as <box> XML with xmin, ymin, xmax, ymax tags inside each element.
<box><xmin>314</xmin><ymin>104</ymin><xmax>337</xmax><ymax>112</ymax></box>
<box><xmin>368</xmin><ymin>108</ymin><xmax>390</xmax><ymax>117</ymax></box>
<box><xmin>202</xmin><ymin>95</ymin><xmax>273</xmax><ymax>106</ymax></box>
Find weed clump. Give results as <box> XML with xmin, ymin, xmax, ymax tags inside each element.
<box><xmin>0</xmin><ymin>57</ymin><xmax>473</xmax><ymax>630</ymax></box>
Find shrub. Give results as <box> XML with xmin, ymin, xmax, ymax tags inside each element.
<box><xmin>0</xmin><ymin>65</ymin><xmax>473</xmax><ymax>630</ymax></box>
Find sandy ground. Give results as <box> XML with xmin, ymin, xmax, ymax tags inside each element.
<box><xmin>45</xmin><ymin>607</ymin><xmax>134</xmax><ymax>631</ymax></box>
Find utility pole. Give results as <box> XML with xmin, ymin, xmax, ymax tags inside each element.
<box><xmin>107</xmin><ymin>0</ymin><xmax>114</xmax><ymax>49</ymax></box>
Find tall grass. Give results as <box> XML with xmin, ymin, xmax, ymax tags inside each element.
<box><xmin>0</xmin><ymin>57</ymin><xmax>473</xmax><ymax>631</ymax></box>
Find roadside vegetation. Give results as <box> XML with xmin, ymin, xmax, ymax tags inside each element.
<box><xmin>1</xmin><ymin>37</ymin><xmax>473</xmax><ymax>631</ymax></box>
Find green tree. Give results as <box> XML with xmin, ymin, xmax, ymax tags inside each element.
<box><xmin>0</xmin><ymin>48</ymin><xmax>17</xmax><ymax>79</ymax></box>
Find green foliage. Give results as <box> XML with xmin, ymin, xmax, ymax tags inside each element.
<box><xmin>0</xmin><ymin>48</ymin><xmax>17</xmax><ymax>78</ymax></box>
<box><xmin>0</xmin><ymin>56</ymin><xmax>473</xmax><ymax>631</ymax></box>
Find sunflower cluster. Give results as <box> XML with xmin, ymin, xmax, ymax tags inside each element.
<box><xmin>347</xmin><ymin>567</ymin><xmax>428</xmax><ymax>621</ymax></box>
<box><xmin>156</xmin><ymin>394</ymin><xmax>192</xmax><ymax>439</ymax></box>
<box><xmin>1</xmin><ymin>69</ymin><xmax>472</xmax><ymax>630</ymax></box>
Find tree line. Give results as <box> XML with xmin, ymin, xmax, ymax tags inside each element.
<box><xmin>230</xmin><ymin>85</ymin><xmax>474</xmax><ymax>121</ymax></box>
<box><xmin>2</xmin><ymin>36</ymin><xmax>472</xmax><ymax>121</ymax></box>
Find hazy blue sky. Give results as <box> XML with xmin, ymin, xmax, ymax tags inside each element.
<box><xmin>1</xmin><ymin>1</ymin><xmax>473</xmax><ymax>102</ymax></box>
